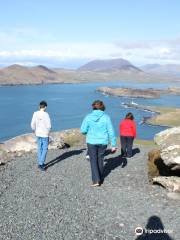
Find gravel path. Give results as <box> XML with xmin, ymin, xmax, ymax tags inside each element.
<box><xmin>0</xmin><ymin>144</ymin><xmax>179</xmax><ymax>240</ymax></box>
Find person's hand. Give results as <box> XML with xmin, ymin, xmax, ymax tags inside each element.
<box><xmin>111</xmin><ymin>147</ymin><xmax>117</xmax><ymax>153</ymax></box>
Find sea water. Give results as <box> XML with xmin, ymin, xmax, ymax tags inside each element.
<box><xmin>0</xmin><ymin>80</ymin><xmax>180</xmax><ymax>141</ymax></box>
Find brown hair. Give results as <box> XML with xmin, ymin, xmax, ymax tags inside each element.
<box><xmin>125</xmin><ymin>112</ymin><xmax>134</xmax><ymax>120</ymax></box>
<box><xmin>92</xmin><ymin>100</ymin><xmax>105</xmax><ymax>111</ymax></box>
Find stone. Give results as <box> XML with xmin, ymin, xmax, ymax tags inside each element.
<box><xmin>1</xmin><ymin>128</ymin><xmax>84</xmax><ymax>154</ymax></box>
<box><xmin>154</xmin><ymin>127</ymin><xmax>180</xmax><ymax>170</ymax></box>
<box><xmin>167</xmin><ymin>192</ymin><xmax>180</xmax><ymax>200</ymax></box>
<box><xmin>152</xmin><ymin>176</ymin><xmax>180</xmax><ymax>192</ymax></box>
<box><xmin>147</xmin><ymin>149</ymin><xmax>162</xmax><ymax>180</ymax></box>
<box><xmin>148</xmin><ymin>127</ymin><xmax>180</xmax><ymax>193</ymax></box>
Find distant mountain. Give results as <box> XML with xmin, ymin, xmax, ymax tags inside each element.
<box><xmin>78</xmin><ymin>58</ymin><xmax>142</xmax><ymax>72</ymax></box>
<box><xmin>0</xmin><ymin>64</ymin><xmax>60</xmax><ymax>85</ymax></box>
<box><xmin>141</xmin><ymin>64</ymin><xmax>180</xmax><ymax>76</ymax></box>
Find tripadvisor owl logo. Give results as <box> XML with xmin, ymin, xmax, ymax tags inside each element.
<box><xmin>135</xmin><ymin>226</ymin><xmax>144</xmax><ymax>235</ymax></box>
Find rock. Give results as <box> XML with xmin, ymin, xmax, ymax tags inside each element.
<box><xmin>167</xmin><ymin>192</ymin><xmax>180</xmax><ymax>200</ymax></box>
<box><xmin>150</xmin><ymin>127</ymin><xmax>180</xmax><ymax>193</ymax></box>
<box><xmin>154</xmin><ymin>127</ymin><xmax>180</xmax><ymax>170</ymax></box>
<box><xmin>152</xmin><ymin>176</ymin><xmax>180</xmax><ymax>192</ymax></box>
<box><xmin>1</xmin><ymin>128</ymin><xmax>84</xmax><ymax>154</ymax></box>
<box><xmin>147</xmin><ymin>148</ymin><xmax>178</xmax><ymax>182</ymax></box>
<box><xmin>1</xmin><ymin>133</ymin><xmax>37</xmax><ymax>152</ymax></box>
<box><xmin>0</xmin><ymin>161</ymin><xmax>6</xmax><ymax>166</ymax></box>
<box><xmin>147</xmin><ymin>149</ymin><xmax>162</xmax><ymax>181</ymax></box>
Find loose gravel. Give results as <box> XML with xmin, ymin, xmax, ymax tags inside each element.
<box><xmin>0</xmin><ymin>144</ymin><xmax>179</xmax><ymax>240</ymax></box>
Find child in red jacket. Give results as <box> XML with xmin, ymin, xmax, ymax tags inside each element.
<box><xmin>119</xmin><ymin>112</ymin><xmax>136</xmax><ymax>158</ymax></box>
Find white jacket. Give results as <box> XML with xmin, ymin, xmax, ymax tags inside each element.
<box><xmin>31</xmin><ymin>110</ymin><xmax>51</xmax><ymax>137</ymax></box>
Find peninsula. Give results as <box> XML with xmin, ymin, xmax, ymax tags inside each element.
<box><xmin>97</xmin><ymin>86</ymin><xmax>180</xmax><ymax>99</ymax></box>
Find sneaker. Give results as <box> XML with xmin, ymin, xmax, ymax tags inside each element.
<box><xmin>86</xmin><ymin>155</ymin><xmax>90</xmax><ymax>161</ymax></box>
<box><xmin>121</xmin><ymin>153</ymin><xmax>127</xmax><ymax>157</ymax></box>
<box><xmin>38</xmin><ymin>164</ymin><xmax>46</xmax><ymax>171</ymax></box>
<box><xmin>91</xmin><ymin>183</ymin><xmax>100</xmax><ymax>187</ymax></box>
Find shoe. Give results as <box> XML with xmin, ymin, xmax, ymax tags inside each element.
<box><xmin>38</xmin><ymin>164</ymin><xmax>46</xmax><ymax>171</ymax></box>
<box><xmin>86</xmin><ymin>155</ymin><xmax>90</xmax><ymax>161</ymax></box>
<box><xmin>91</xmin><ymin>183</ymin><xmax>100</xmax><ymax>187</ymax></box>
<box><xmin>121</xmin><ymin>154</ymin><xmax>127</xmax><ymax>157</ymax></box>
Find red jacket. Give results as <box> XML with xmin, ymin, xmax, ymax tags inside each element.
<box><xmin>119</xmin><ymin>119</ymin><xmax>136</xmax><ymax>137</ymax></box>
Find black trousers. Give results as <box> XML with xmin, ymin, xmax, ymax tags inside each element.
<box><xmin>120</xmin><ymin>136</ymin><xmax>134</xmax><ymax>157</ymax></box>
<box><xmin>87</xmin><ymin>143</ymin><xmax>107</xmax><ymax>183</ymax></box>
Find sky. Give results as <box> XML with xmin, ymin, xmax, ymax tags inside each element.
<box><xmin>0</xmin><ymin>0</ymin><xmax>180</xmax><ymax>68</ymax></box>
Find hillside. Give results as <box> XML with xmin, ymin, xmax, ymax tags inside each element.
<box><xmin>0</xmin><ymin>64</ymin><xmax>59</xmax><ymax>85</ymax></box>
<box><xmin>78</xmin><ymin>58</ymin><xmax>142</xmax><ymax>72</ymax></box>
<box><xmin>0</xmin><ymin>64</ymin><xmax>80</xmax><ymax>85</ymax></box>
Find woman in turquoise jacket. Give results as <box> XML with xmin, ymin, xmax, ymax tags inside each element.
<box><xmin>80</xmin><ymin>100</ymin><xmax>117</xmax><ymax>186</ymax></box>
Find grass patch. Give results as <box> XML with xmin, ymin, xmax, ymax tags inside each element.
<box><xmin>116</xmin><ymin>137</ymin><xmax>155</xmax><ymax>146</ymax></box>
<box><xmin>134</xmin><ymin>139</ymin><xmax>156</xmax><ymax>146</ymax></box>
<box><xmin>61</xmin><ymin>129</ymin><xmax>85</xmax><ymax>147</ymax></box>
<box><xmin>147</xmin><ymin>106</ymin><xmax>180</xmax><ymax>127</ymax></box>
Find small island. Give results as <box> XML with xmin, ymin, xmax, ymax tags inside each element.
<box><xmin>97</xmin><ymin>86</ymin><xmax>180</xmax><ymax>99</ymax></box>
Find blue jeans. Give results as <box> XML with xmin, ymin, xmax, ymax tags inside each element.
<box><xmin>37</xmin><ymin>137</ymin><xmax>49</xmax><ymax>165</ymax></box>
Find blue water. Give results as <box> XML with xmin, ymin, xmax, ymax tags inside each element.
<box><xmin>0</xmin><ymin>80</ymin><xmax>180</xmax><ymax>141</ymax></box>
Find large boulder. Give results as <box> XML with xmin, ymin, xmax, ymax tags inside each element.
<box><xmin>0</xmin><ymin>128</ymin><xmax>84</xmax><ymax>154</ymax></box>
<box><xmin>1</xmin><ymin>133</ymin><xmax>64</xmax><ymax>153</ymax></box>
<box><xmin>154</xmin><ymin>127</ymin><xmax>180</xmax><ymax>170</ymax></box>
<box><xmin>150</xmin><ymin>127</ymin><xmax>180</xmax><ymax>193</ymax></box>
<box><xmin>152</xmin><ymin>176</ymin><xmax>180</xmax><ymax>192</ymax></box>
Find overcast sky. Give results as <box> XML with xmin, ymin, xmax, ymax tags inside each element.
<box><xmin>0</xmin><ymin>0</ymin><xmax>180</xmax><ymax>68</ymax></box>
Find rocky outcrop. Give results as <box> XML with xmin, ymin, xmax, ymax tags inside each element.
<box><xmin>154</xmin><ymin>127</ymin><xmax>180</xmax><ymax>170</ymax></box>
<box><xmin>149</xmin><ymin>127</ymin><xmax>180</xmax><ymax>193</ymax></box>
<box><xmin>1</xmin><ymin>133</ymin><xmax>65</xmax><ymax>153</ymax></box>
<box><xmin>153</xmin><ymin>176</ymin><xmax>180</xmax><ymax>192</ymax></box>
<box><xmin>0</xmin><ymin>129</ymin><xmax>84</xmax><ymax>162</ymax></box>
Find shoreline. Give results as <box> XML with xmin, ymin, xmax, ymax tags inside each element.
<box><xmin>121</xmin><ymin>102</ymin><xmax>180</xmax><ymax>128</ymax></box>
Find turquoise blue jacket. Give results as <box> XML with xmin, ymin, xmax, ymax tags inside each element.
<box><xmin>80</xmin><ymin>110</ymin><xmax>116</xmax><ymax>147</ymax></box>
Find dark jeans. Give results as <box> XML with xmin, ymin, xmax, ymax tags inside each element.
<box><xmin>120</xmin><ymin>136</ymin><xmax>134</xmax><ymax>157</ymax></box>
<box><xmin>87</xmin><ymin>143</ymin><xmax>107</xmax><ymax>184</ymax></box>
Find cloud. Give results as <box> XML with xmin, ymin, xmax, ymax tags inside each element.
<box><xmin>0</xmin><ymin>28</ymin><xmax>180</xmax><ymax>66</ymax></box>
<box><xmin>114</xmin><ymin>38</ymin><xmax>180</xmax><ymax>64</ymax></box>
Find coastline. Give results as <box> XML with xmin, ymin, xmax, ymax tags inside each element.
<box><xmin>121</xmin><ymin>102</ymin><xmax>180</xmax><ymax>128</ymax></box>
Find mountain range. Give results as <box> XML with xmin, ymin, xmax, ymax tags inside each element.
<box><xmin>0</xmin><ymin>58</ymin><xmax>180</xmax><ymax>85</ymax></box>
